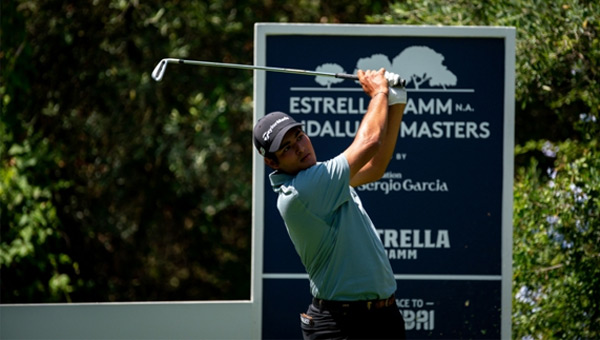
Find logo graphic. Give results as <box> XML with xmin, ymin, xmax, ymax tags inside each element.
<box><xmin>262</xmin><ymin>116</ymin><xmax>291</xmax><ymax>141</ymax></box>
<box><xmin>287</xmin><ymin>45</ymin><xmax>484</xmax><ymax>140</ymax></box>
<box><xmin>313</xmin><ymin>46</ymin><xmax>458</xmax><ymax>90</ymax></box>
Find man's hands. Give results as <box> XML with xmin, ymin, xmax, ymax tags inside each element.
<box><xmin>358</xmin><ymin>68</ymin><xmax>407</xmax><ymax>106</ymax></box>
<box><xmin>357</xmin><ymin>68</ymin><xmax>389</xmax><ymax>98</ymax></box>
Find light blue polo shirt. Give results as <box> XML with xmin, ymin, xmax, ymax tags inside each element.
<box><xmin>269</xmin><ymin>153</ymin><xmax>396</xmax><ymax>301</ymax></box>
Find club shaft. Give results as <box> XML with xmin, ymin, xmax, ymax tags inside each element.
<box><xmin>152</xmin><ymin>58</ymin><xmax>406</xmax><ymax>87</ymax></box>
<box><xmin>183</xmin><ymin>58</ymin><xmax>354</xmax><ymax>78</ymax></box>
<box><xmin>152</xmin><ymin>58</ymin><xmax>357</xmax><ymax>82</ymax></box>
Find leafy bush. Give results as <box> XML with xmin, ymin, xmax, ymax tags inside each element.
<box><xmin>0</xmin><ymin>122</ymin><xmax>76</xmax><ymax>302</ymax></box>
<box><xmin>513</xmin><ymin>118</ymin><xmax>599</xmax><ymax>338</ymax></box>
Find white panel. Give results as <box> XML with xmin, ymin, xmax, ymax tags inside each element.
<box><xmin>0</xmin><ymin>301</ymin><xmax>257</xmax><ymax>339</ymax></box>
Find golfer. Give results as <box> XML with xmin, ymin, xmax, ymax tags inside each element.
<box><xmin>254</xmin><ymin>69</ymin><xmax>407</xmax><ymax>339</ymax></box>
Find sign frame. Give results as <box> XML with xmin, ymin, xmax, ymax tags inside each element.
<box><xmin>253</xmin><ymin>23</ymin><xmax>515</xmax><ymax>339</ymax></box>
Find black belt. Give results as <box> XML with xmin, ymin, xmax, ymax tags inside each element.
<box><xmin>312</xmin><ymin>294</ymin><xmax>396</xmax><ymax>311</ymax></box>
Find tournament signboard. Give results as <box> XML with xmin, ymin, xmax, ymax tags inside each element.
<box><xmin>253</xmin><ymin>24</ymin><xmax>515</xmax><ymax>339</ymax></box>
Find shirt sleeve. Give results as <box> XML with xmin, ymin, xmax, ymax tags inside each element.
<box><xmin>294</xmin><ymin>153</ymin><xmax>352</xmax><ymax>219</ymax></box>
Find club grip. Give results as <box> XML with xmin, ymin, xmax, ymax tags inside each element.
<box><xmin>335</xmin><ymin>73</ymin><xmax>406</xmax><ymax>88</ymax></box>
<box><xmin>335</xmin><ymin>73</ymin><xmax>358</xmax><ymax>81</ymax></box>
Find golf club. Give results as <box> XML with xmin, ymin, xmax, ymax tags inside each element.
<box><xmin>151</xmin><ymin>58</ymin><xmax>406</xmax><ymax>87</ymax></box>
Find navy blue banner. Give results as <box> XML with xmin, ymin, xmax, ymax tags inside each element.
<box><xmin>258</xmin><ymin>27</ymin><xmax>511</xmax><ymax>339</ymax></box>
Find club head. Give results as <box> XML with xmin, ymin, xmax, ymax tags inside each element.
<box><xmin>152</xmin><ymin>59</ymin><xmax>168</xmax><ymax>81</ymax></box>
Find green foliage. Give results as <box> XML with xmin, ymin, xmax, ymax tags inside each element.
<box><xmin>0</xmin><ymin>124</ymin><xmax>75</xmax><ymax>302</ymax></box>
<box><xmin>1</xmin><ymin>0</ymin><xmax>262</xmax><ymax>302</ymax></box>
<box><xmin>513</xmin><ymin>124</ymin><xmax>599</xmax><ymax>338</ymax></box>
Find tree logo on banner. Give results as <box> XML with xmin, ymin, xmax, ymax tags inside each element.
<box><xmin>315</xmin><ymin>46</ymin><xmax>457</xmax><ymax>90</ymax></box>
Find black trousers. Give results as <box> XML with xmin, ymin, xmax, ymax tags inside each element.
<box><xmin>300</xmin><ymin>301</ymin><xmax>406</xmax><ymax>340</ymax></box>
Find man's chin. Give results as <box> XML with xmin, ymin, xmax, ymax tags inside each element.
<box><xmin>301</xmin><ymin>153</ymin><xmax>316</xmax><ymax>165</ymax></box>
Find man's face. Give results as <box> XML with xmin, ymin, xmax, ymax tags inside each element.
<box><xmin>266</xmin><ymin>127</ymin><xmax>317</xmax><ymax>175</ymax></box>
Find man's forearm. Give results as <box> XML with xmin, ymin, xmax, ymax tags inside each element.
<box><xmin>346</xmin><ymin>91</ymin><xmax>389</xmax><ymax>170</ymax></box>
<box><xmin>345</xmin><ymin>69</ymin><xmax>394</xmax><ymax>186</ymax></box>
<box><xmin>358</xmin><ymin>92</ymin><xmax>389</xmax><ymax>150</ymax></box>
<box><xmin>363</xmin><ymin>104</ymin><xmax>405</xmax><ymax>173</ymax></box>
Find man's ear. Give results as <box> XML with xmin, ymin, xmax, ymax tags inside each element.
<box><xmin>264</xmin><ymin>157</ymin><xmax>279</xmax><ymax>170</ymax></box>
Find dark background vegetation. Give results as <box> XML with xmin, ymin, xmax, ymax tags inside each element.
<box><xmin>1</xmin><ymin>0</ymin><xmax>598</xmax><ymax>338</ymax></box>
